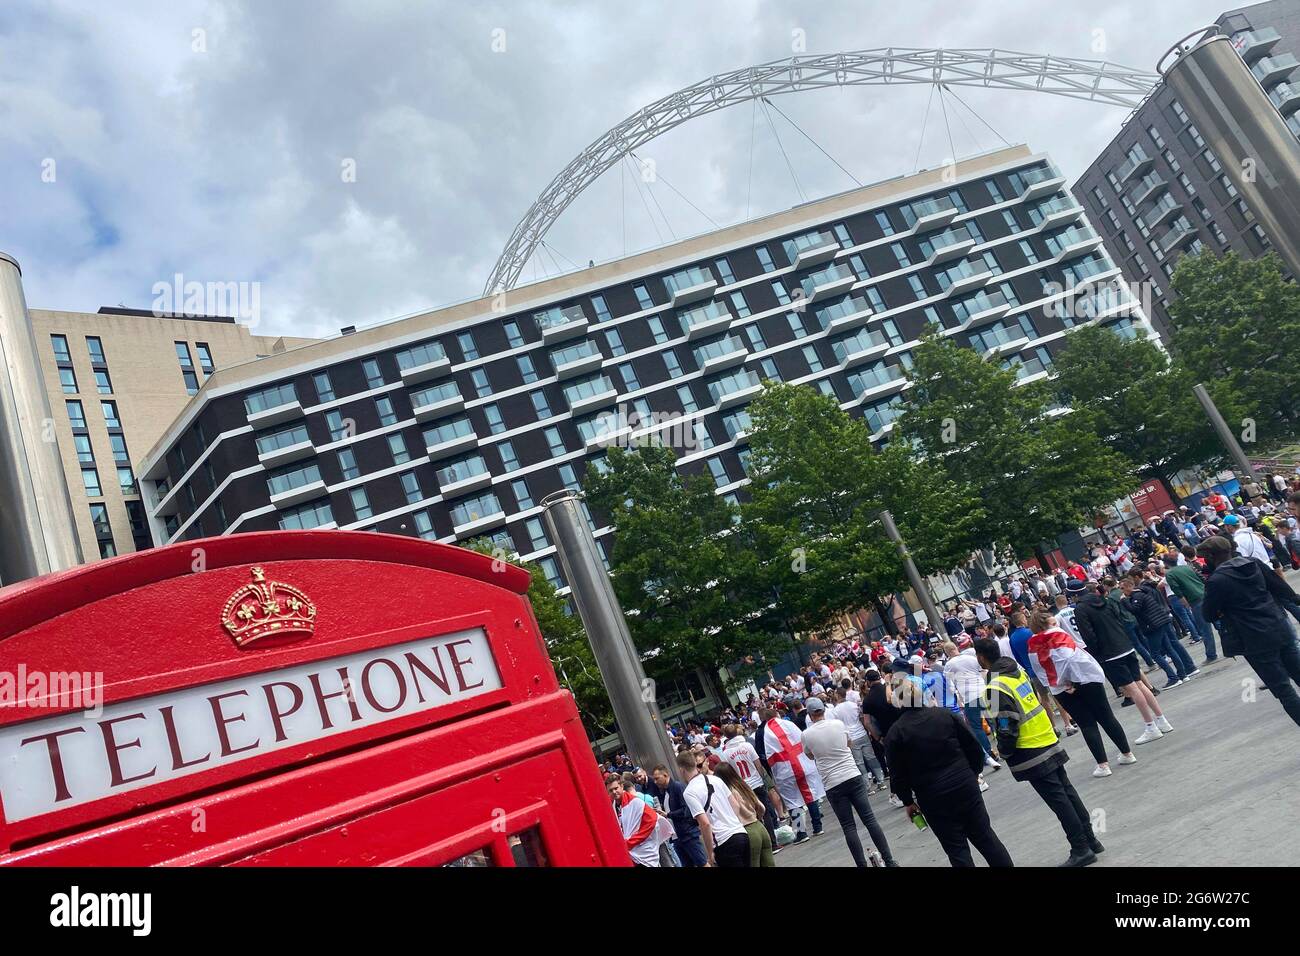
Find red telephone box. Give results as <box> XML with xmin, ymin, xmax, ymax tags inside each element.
<box><xmin>0</xmin><ymin>530</ymin><xmax>629</xmax><ymax>867</ymax></box>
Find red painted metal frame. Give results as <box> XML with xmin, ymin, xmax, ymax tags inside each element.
<box><xmin>0</xmin><ymin>530</ymin><xmax>629</xmax><ymax>867</ymax></box>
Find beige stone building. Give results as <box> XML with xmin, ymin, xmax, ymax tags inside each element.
<box><xmin>30</xmin><ymin>306</ymin><xmax>316</xmax><ymax>561</ymax></box>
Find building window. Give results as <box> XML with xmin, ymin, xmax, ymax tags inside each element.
<box><xmin>451</xmin><ymin>491</ymin><xmax>502</xmax><ymax>527</ymax></box>
<box><xmin>891</xmin><ymin>242</ymin><xmax>911</xmax><ymax>268</ymax></box>
<box><xmin>82</xmin><ymin>466</ymin><xmax>101</xmax><ymax>497</ymax></box>
<box><xmin>504</xmin><ymin>320</ymin><xmax>525</xmax><ymax>347</ymax></box>
<box><xmin>313</xmin><ymin>371</ymin><xmax>335</xmax><ymax>403</ymax></box>
<box><xmin>413</xmin><ymin>510</ymin><xmax>436</xmax><ymax>540</ymax></box>
<box><xmin>350</xmin><ymin>487</ymin><xmax>372</xmax><ymax>520</ymax></box>
<box><xmin>195</xmin><ymin>342</ymin><xmax>214</xmax><ymax>373</ymax></box>
<box><xmin>633</xmin><ymin>284</ymin><xmax>654</xmax><ymax>310</ymax></box>
<box><xmin>118</xmin><ymin>466</ymin><xmax>137</xmax><ymax>495</ymax></box>
<box><xmin>326</xmin><ymin>410</ymin><xmax>349</xmax><ymax>441</ymax></box>
<box><xmin>338</xmin><ymin>447</ymin><xmax>359</xmax><ymax>480</ymax></box>
<box><xmin>388</xmin><ymin>432</ymin><xmax>411</xmax><ymax>464</ymax></box>
<box><xmin>458</xmin><ymin>331</ymin><xmax>479</xmax><ymax>361</ymax></box>
<box><xmin>525</xmin><ymin>517</ymin><xmax>549</xmax><ymax>551</ymax></box>
<box><xmin>279</xmin><ymin>499</ymin><xmax>334</xmax><ymax>530</ymax></box>
<box><xmin>987</xmin><ymin>180</ymin><xmax>1005</xmax><ymax>204</ymax></box>
<box><xmin>874</xmin><ymin>211</ymin><xmax>895</xmax><ymax>236</ymax></box>
<box><xmin>606</xmin><ymin>327</ymin><xmax>626</xmax><ymax>357</ymax></box>
<box><xmin>484</xmin><ymin>403</ymin><xmax>505</xmax><ymax>434</ymax></box>
<box><xmin>664</xmin><ymin>350</ymin><xmax>682</xmax><ymax>377</ymax></box>
<box><xmin>678</xmin><ymin>384</ymin><xmax>698</xmax><ymax>413</ymax></box>
<box><xmin>267</xmin><ymin>461</ymin><xmax>322</xmax><ymax>498</ymax></box>
<box><xmin>245</xmin><ymin>382</ymin><xmax>297</xmax><ymax>416</ymax></box>
<box><xmin>803</xmin><ymin>344</ymin><xmax>825</xmax><ymax>372</ymax></box>
<box><xmin>756</xmin><ymin>247</ymin><xmax>776</xmax><ymax>272</ymax></box>
<box><xmin>647</xmin><ymin>316</ymin><xmax>669</xmax><ymax>343</ymax></box>
<box><xmin>59</xmin><ymin>367</ymin><xmax>78</xmax><ymax>393</ymax></box>
<box><xmin>51</xmin><ymin>334</ymin><xmax>71</xmax><ymax>363</ymax></box>
<box><xmin>109</xmin><ymin>433</ymin><xmax>129</xmax><ymax>463</ymax></box>
<box><xmin>544</xmin><ymin>426</ymin><xmax>566</xmax><ymax>457</ymax></box>
<box><xmin>376</xmin><ymin>395</ymin><xmax>398</xmax><ymax>426</ymax></box>
<box><xmin>619</xmin><ymin>362</ymin><xmax>640</xmax><ymax>391</ymax></box>
<box><xmin>518</xmin><ymin>354</ymin><xmax>539</xmax><ymax>383</ymax></box>
<box><xmin>363</xmin><ymin>358</ymin><xmax>384</xmax><ymax>388</ymax></box>
<box><xmin>715</xmin><ymin>257</ymin><xmax>736</xmax><ymax>284</ymax></box>
<box><xmin>499</xmin><ymin>439</ymin><xmax>520</xmax><ymax>470</ymax></box>
<box><xmin>591</xmin><ymin>295</ymin><xmax>612</xmax><ymax>323</ymax></box>
<box><xmin>74</xmin><ymin>434</ymin><xmax>94</xmax><ymax>463</ymax></box>
<box><xmin>86</xmin><ymin>336</ymin><xmax>106</xmax><ymax>365</ymax></box>
<box><xmin>512</xmin><ymin>477</ymin><xmax>533</xmax><ymax>509</ymax></box>
<box><xmin>67</xmin><ymin>400</ymin><xmax>87</xmax><ymax>429</ymax></box>
<box><xmin>729</xmin><ymin>290</ymin><xmax>751</xmax><ymax>317</ymax></box>
<box><xmin>770</xmin><ymin>280</ymin><xmax>790</xmax><ymax>305</ymax></box>
<box><xmin>400</xmin><ymin>471</ymin><xmax>423</xmax><ymax>504</ymax></box>
<box><xmin>470</xmin><ymin>367</ymin><xmax>491</xmax><ymax>398</ymax></box>
<box><xmin>707</xmin><ymin>457</ymin><xmax>729</xmax><ymax>487</ymax></box>
<box><xmin>90</xmin><ymin>504</ymin><xmax>114</xmax><ymax>554</ymax></box>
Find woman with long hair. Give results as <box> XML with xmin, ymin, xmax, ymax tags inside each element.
<box><xmin>1027</xmin><ymin>607</ymin><xmax>1136</xmax><ymax>777</ymax></box>
<box><xmin>713</xmin><ymin>761</ymin><xmax>775</xmax><ymax>867</ymax></box>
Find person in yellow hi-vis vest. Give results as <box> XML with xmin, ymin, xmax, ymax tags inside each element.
<box><xmin>974</xmin><ymin>638</ymin><xmax>1104</xmax><ymax>868</ymax></box>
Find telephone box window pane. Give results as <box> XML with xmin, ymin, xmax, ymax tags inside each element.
<box><xmin>509</xmin><ymin>827</ymin><xmax>550</xmax><ymax>867</ymax></box>
<box><xmin>443</xmin><ymin>847</ymin><xmax>495</xmax><ymax>868</ymax></box>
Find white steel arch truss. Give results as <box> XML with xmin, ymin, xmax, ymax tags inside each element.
<box><xmin>484</xmin><ymin>47</ymin><xmax>1159</xmax><ymax>294</ymax></box>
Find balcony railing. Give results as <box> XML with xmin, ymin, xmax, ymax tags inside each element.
<box><xmin>921</xmin><ymin>225</ymin><xmax>976</xmax><ymax>264</ymax></box>
<box><xmin>664</xmin><ymin>265</ymin><xmax>717</xmax><ymax>305</ymax></box>
<box><xmin>853</xmin><ymin>363</ymin><xmax>906</xmax><ymax>398</ymax></box>
<box><xmin>551</xmin><ymin>338</ymin><xmax>604</xmax><ymax>378</ymax></box>
<box><xmin>1046</xmin><ymin>225</ymin><xmax>1101</xmax><ymax>258</ymax></box>
<box><xmin>425</xmin><ymin>418</ymin><xmax>477</xmax><ymax>459</ymax></box>
<box><xmin>395</xmin><ymin>341</ymin><xmax>449</xmax><ymax>379</ymax></box>
<box><xmin>693</xmin><ymin>335</ymin><xmax>747</xmax><ymax>372</ymax></box>
<box><xmin>937</xmin><ymin>259</ymin><xmax>993</xmax><ymax>295</ymax></box>
<box><xmin>1159</xmin><ymin>219</ymin><xmax>1197</xmax><ymax>254</ymax></box>
<box><xmin>563</xmin><ymin>374</ymin><xmax>617</xmax><ymax>412</ymax></box>
<box><xmin>708</xmin><ymin>369</ymin><xmax>762</xmax><ymax>408</ymax></box>
<box><xmin>1233</xmin><ymin>27</ymin><xmax>1280</xmax><ymax>64</ymax></box>
<box><xmin>952</xmin><ymin>289</ymin><xmax>1010</xmax><ymax>328</ymax></box>
<box><xmin>1143</xmin><ymin>193</ymin><xmax>1182</xmax><ymax>228</ymax></box>
<box><xmin>1252</xmin><ymin>53</ymin><xmax>1298</xmax><ymax>86</ymax></box>
<box><xmin>680</xmin><ymin>299</ymin><xmax>733</xmax><ymax>339</ymax></box>
<box><xmin>832</xmin><ymin>328</ymin><xmax>892</xmax><ymax>367</ymax></box>
<box><xmin>1116</xmin><ymin>146</ymin><xmax>1153</xmax><ymax>184</ymax></box>
<box><xmin>816</xmin><ymin>293</ymin><xmax>875</xmax><ymax>332</ymax></box>
<box><xmin>783</xmin><ymin>230</ymin><xmax>839</xmax><ymax>269</ymax></box>
<box><xmin>436</xmin><ymin>455</ymin><xmax>491</xmax><ymax>493</ymax></box>
<box><xmin>906</xmin><ymin>195</ymin><xmax>958</xmax><ymax>230</ymax></box>
<box><xmin>535</xmin><ymin>304</ymin><xmax>589</xmax><ymax>342</ymax></box>
<box><xmin>799</xmin><ymin>262</ymin><xmax>856</xmax><ymax>302</ymax></box>
<box><xmin>1018</xmin><ymin>165</ymin><xmax>1065</xmax><ymax>200</ymax></box>
<box><xmin>410</xmin><ymin>380</ymin><xmax>464</xmax><ymax>420</ymax></box>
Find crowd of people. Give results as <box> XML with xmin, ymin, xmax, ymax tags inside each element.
<box><xmin>597</xmin><ymin>484</ymin><xmax>1300</xmax><ymax>868</ymax></box>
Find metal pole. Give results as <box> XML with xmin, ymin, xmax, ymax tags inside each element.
<box><xmin>0</xmin><ymin>253</ymin><xmax>83</xmax><ymax>586</ymax></box>
<box><xmin>880</xmin><ymin>509</ymin><xmax>944</xmax><ymax>631</ymax></box>
<box><xmin>541</xmin><ymin>489</ymin><xmax>679</xmax><ymax>777</ymax></box>
<box><xmin>1193</xmin><ymin>383</ymin><xmax>1260</xmax><ymax>485</ymax></box>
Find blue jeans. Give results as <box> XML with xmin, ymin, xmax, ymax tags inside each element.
<box><xmin>1148</xmin><ymin>622</ymin><xmax>1194</xmax><ymax>680</ymax></box>
<box><xmin>1171</xmin><ymin>597</ymin><xmax>1197</xmax><ymax>639</ymax></box>
<box><xmin>1123</xmin><ymin>619</ymin><xmax>1159</xmax><ymax>670</ymax></box>
<box><xmin>1187</xmin><ymin>599</ymin><xmax>1218</xmax><ymax>661</ymax></box>
<box><xmin>962</xmin><ymin>703</ymin><xmax>995</xmax><ymax>758</ymax></box>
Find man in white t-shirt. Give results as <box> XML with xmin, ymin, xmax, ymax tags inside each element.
<box><xmin>801</xmin><ymin>698</ymin><xmax>897</xmax><ymax>868</ymax></box>
<box><xmin>677</xmin><ymin>752</ymin><xmax>748</xmax><ymax>867</ymax></box>
<box><xmin>720</xmin><ymin>724</ymin><xmax>778</xmax><ymax>843</ymax></box>
<box><xmin>831</xmin><ymin>689</ymin><xmax>885</xmax><ymax>788</ymax></box>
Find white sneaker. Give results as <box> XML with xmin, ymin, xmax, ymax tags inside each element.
<box><xmin>1187</xmin><ymin>669</ymin><xmax>1201</xmax><ymax>678</ymax></box>
<box><xmin>1093</xmin><ymin>765</ymin><xmax>1113</xmax><ymax>777</ymax></box>
<box><xmin>1155</xmin><ymin>716</ymin><xmax>1174</xmax><ymax>733</ymax></box>
<box><xmin>978</xmin><ymin>774</ymin><xmax>990</xmax><ymax>792</ymax></box>
<box><xmin>1117</xmin><ymin>753</ymin><xmax>1137</xmax><ymax>765</ymax></box>
<box><xmin>889</xmin><ymin>794</ymin><xmax>905</xmax><ymax>809</ymax></box>
<box><xmin>984</xmin><ymin>757</ymin><xmax>1002</xmax><ymax>772</ymax></box>
<box><xmin>1134</xmin><ymin>727</ymin><xmax>1164</xmax><ymax>744</ymax></box>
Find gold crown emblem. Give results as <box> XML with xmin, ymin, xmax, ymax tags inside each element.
<box><xmin>221</xmin><ymin>566</ymin><xmax>317</xmax><ymax>648</ymax></box>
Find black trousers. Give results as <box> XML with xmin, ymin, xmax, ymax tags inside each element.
<box><xmin>1055</xmin><ymin>681</ymin><xmax>1129</xmax><ymax>764</ymax></box>
<box><xmin>918</xmin><ymin>775</ymin><xmax>1013</xmax><ymax>868</ymax></box>
<box><xmin>713</xmin><ymin>831</ymin><xmax>751</xmax><ymax>868</ymax></box>
<box><xmin>870</xmin><ymin>736</ymin><xmax>889</xmax><ymax>777</ymax></box>
<box><xmin>1028</xmin><ymin>764</ymin><xmax>1095</xmax><ymax>853</ymax></box>
<box><xmin>1245</xmin><ymin>638</ymin><xmax>1300</xmax><ymax>728</ymax></box>
<box><xmin>754</xmin><ymin>783</ymin><xmax>779</xmax><ymax>841</ymax></box>
<box><xmin>825</xmin><ymin>775</ymin><xmax>895</xmax><ymax>867</ymax></box>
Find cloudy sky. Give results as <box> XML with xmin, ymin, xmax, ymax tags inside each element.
<box><xmin>1</xmin><ymin>0</ymin><xmax>1230</xmax><ymax>338</ymax></box>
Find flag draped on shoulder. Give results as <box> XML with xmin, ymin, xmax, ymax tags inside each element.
<box><xmin>1026</xmin><ymin>627</ymin><xmax>1106</xmax><ymax>693</ymax></box>
<box><xmin>763</xmin><ymin>717</ymin><xmax>825</xmax><ymax>809</ymax></box>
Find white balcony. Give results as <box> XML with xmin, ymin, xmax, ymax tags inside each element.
<box><xmin>1235</xmin><ymin>27</ymin><xmax>1280</xmax><ymax>64</ymax></box>
<box><xmin>552</xmin><ymin>342</ymin><xmax>605</xmax><ymax>379</ymax></box>
<box><xmin>1253</xmin><ymin>53</ymin><xmax>1298</xmax><ymax>86</ymax></box>
<box><xmin>983</xmin><ymin>335</ymin><xmax>1031</xmax><ymax>359</ymax></box>
<box><xmin>1020</xmin><ymin>169</ymin><xmax>1067</xmax><ymax>201</ymax></box>
<box><xmin>910</xmin><ymin>197</ymin><xmax>959</xmax><ymax>232</ymax></box>
<box><xmin>834</xmin><ymin>335</ymin><xmax>891</xmax><ymax>369</ymax></box>
<box><xmin>1053</xmin><ymin>230</ymin><xmax>1104</xmax><ymax>259</ymax></box>
<box><xmin>411</xmin><ymin>390</ymin><xmax>465</xmax><ymax>422</ymax></box>
<box><xmin>667</xmin><ymin>267</ymin><xmax>717</xmax><ymax>306</ymax></box>
<box><xmin>257</xmin><ymin>439</ymin><xmax>315</xmax><ymax>469</ymax></box>
<box><xmin>398</xmin><ymin>355</ymin><xmax>451</xmax><ymax>385</ymax></box>
<box><xmin>789</xmin><ymin>236</ymin><xmax>839</xmax><ymax>270</ymax></box>
<box><xmin>1145</xmin><ymin>196</ymin><xmax>1182</xmax><ymax>229</ymax></box>
<box><xmin>925</xmin><ymin>231</ymin><xmax>976</xmax><ymax>267</ymax></box>
<box><xmin>269</xmin><ymin>479</ymin><xmax>328</xmax><ymax>509</ymax></box>
<box><xmin>440</xmin><ymin>470</ymin><xmax>493</xmax><ymax>497</ymax></box>
<box><xmin>942</xmin><ymin>266</ymin><xmax>994</xmax><ymax>297</ymax></box>
<box><xmin>680</xmin><ymin>300</ymin><xmax>733</xmax><ymax>340</ymax></box>
<box><xmin>453</xmin><ymin>509</ymin><xmax>507</xmax><ymax>537</ymax></box>
<box><xmin>1037</xmin><ymin>202</ymin><xmax>1084</xmax><ymax>230</ymax></box>
<box><xmin>566</xmin><ymin>383</ymin><xmax>619</xmax><ymax>414</ymax></box>
<box><xmin>426</xmin><ymin>430</ymin><xmax>479</xmax><ymax>460</ymax></box>
<box><xmin>1129</xmin><ymin>176</ymin><xmax>1167</xmax><ymax>208</ymax></box>
<box><xmin>247</xmin><ymin>399</ymin><xmax>304</xmax><ymax>429</ymax></box>
<box><xmin>800</xmin><ymin>265</ymin><xmax>857</xmax><ymax>303</ymax></box>
<box><xmin>858</xmin><ymin>371</ymin><xmax>908</xmax><ymax>402</ymax></box>
<box><xmin>822</xmin><ymin>300</ymin><xmax>874</xmax><ymax>334</ymax></box>
<box><xmin>1116</xmin><ymin>152</ymin><xmax>1154</xmax><ymax>185</ymax></box>
<box><xmin>537</xmin><ymin>305</ymin><xmax>589</xmax><ymax>344</ymax></box>
<box><xmin>956</xmin><ymin>292</ymin><xmax>1012</xmax><ymax>330</ymax></box>
<box><xmin>1159</xmin><ymin>221</ymin><xmax>1198</xmax><ymax>254</ymax></box>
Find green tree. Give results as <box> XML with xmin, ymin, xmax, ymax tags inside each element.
<box><xmin>742</xmin><ymin>382</ymin><xmax>985</xmax><ymax>634</ymax></box>
<box><xmin>1051</xmin><ymin>324</ymin><xmax>1230</xmax><ymax>486</ymax></box>
<box><xmin>459</xmin><ymin>537</ymin><xmax>614</xmax><ymax>736</ymax></box>
<box><xmin>583</xmin><ymin>444</ymin><xmax>786</xmax><ymax>694</ymax></box>
<box><xmin>1168</xmin><ymin>250</ymin><xmax>1300</xmax><ymax>446</ymax></box>
<box><xmin>895</xmin><ymin>330</ymin><xmax>1135</xmax><ymax>564</ymax></box>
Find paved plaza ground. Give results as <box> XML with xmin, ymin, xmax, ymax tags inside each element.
<box><xmin>777</xmin><ymin>570</ymin><xmax>1300</xmax><ymax>868</ymax></box>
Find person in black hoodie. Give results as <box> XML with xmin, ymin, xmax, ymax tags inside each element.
<box><xmin>1074</xmin><ymin>582</ymin><xmax>1172</xmax><ymax>745</ymax></box>
<box><xmin>1199</xmin><ymin>535</ymin><xmax>1300</xmax><ymax>727</ymax></box>
<box><xmin>1121</xmin><ymin>570</ymin><xmax>1197</xmax><ymax>688</ymax></box>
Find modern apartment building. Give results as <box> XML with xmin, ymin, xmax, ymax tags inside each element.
<box><xmin>1073</xmin><ymin>0</ymin><xmax>1300</xmax><ymax>332</ymax></box>
<box><xmin>136</xmin><ymin>143</ymin><xmax>1154</xmax><ymax>595</ymax></box>
<box><xmin>31</xmin><ymin>306</ymin><xmax>316</xmax><ymax>563</ymax></box>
